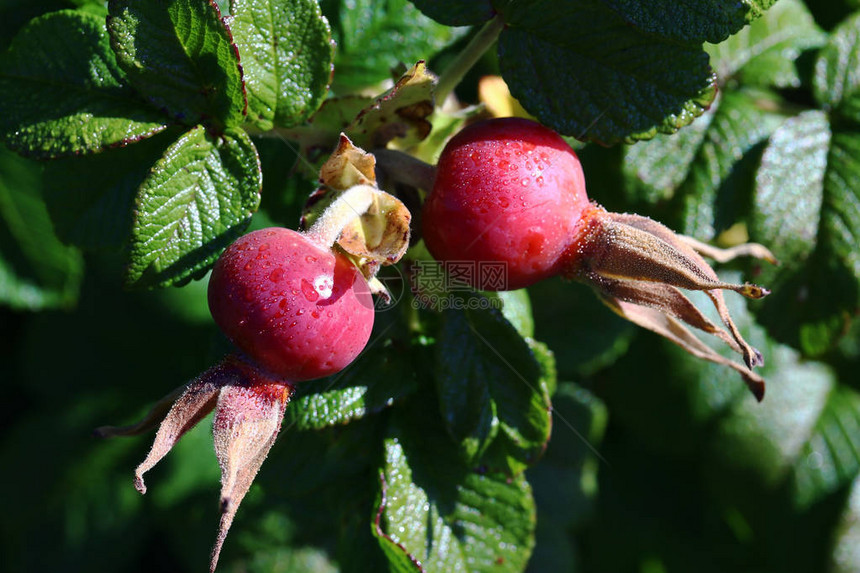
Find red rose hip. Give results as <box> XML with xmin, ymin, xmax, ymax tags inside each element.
<box><xmin>423</xmin><ymin>117</ymin><xmax>589</xmax><ymax>290</ymax></box>
<box><xmin>208</xmin><ymin>227</ymin><xmax>374</xmax><ymax>381</ymax></box>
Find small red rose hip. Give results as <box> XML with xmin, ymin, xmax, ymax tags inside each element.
<box><xmin>423</xmin><ymin>117</ymin><xmax>589</xmax><ymax>290</ymax></box>
<box><xmin>208</xmin><ymin>227</ymin><xmax>374</xmax><ymax>381</ymax></box>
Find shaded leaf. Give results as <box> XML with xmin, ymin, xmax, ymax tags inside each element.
<box><xmin>321</xmin><ymin>0</ymin><xmax>467</xmax><ymax>91</ymax></box>
<box><xmin>284</xmin><ymin>339</ymin><xmax>420</xmax><ymax>431</ymax></box>
<box><xmin>407</xmin><ymin>0</ymin><xmax>494</xmax><ymax>26</ymax></box>
<box><xmin>435</xmin><ymin>296</ymin><xmax>553</xmax><ymax>474</ymax></box>
<box><xmin>108</xmin><ymin>0</ymin><xmax>246</xmax><ymax>129</ymax></box>
<box><xmin>0</xmin><ymin>10</ymin><xmax>167</xmax><ymax>158</ymax></box>
<box><xmin>624</xmin><ymin>89</ymin><xmax>787</xmax><ymax>237</ymax></box>
<box><xmin>706</xmin><ymin>0</ymin><xmax>826</xmax><ymax>88</ymax></box>
<box><xmin>126</xmin><ymin>126</ymin><xmax>261</xmax><ymax>288</ymax></box>
<box><xmin>374</xmin><ymin>398</ymin><xmax>536</xmax><ymax>572</ymax></box>
<box><xmin>750</xmin><ymin>111</ymin><xmax>860</xmax><ymax>355</ymax></box>
<box><xmin>814</xmin><ymin>11</ymin><xmax>860</xmax><ymax>124</ymax></box>
<box><xmin>42</xmin><ymin>130</ymin><xmax>177</xmax><ymax>251</ymax></box>
<box><xmin>496</xmin><ymin>0</ymin><xmax>718</xmax><ymax>143</ymax></box>
<box><xmin>230</xmin><ymin>0</ymin><xmax>333</xmax><ymax>131</ymax></box>
<box><xmin>0</xmin><ymin>146</ymin><xmax>83</xmax><ymax>310</ymax></box>
<box><xmin>601</xmin><ymin>0</ymin><xmax>777</xmax><ymax>44</ymax></box>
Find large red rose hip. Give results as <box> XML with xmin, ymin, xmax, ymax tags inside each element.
<box><xmin>207</xmin><ymin>227</ymin><xmax>374</xmax><ymax>381</ymax></box>
<box><xmin>423</xmin><ymin>117</ymin><xmax>589</xmax><ymax>290</ymax></box>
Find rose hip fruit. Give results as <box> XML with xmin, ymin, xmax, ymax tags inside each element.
<box><xmin>422</xmin><ymin>117</ymin><xmax>775</xmax><ymax>400</ymax></box>
<box><xmin>423</xmin><ymin>117</ymin><xmax>589</xmax><ymax>290</ymax></box>
<box><xmin>208</xmin><ymin>227</ymin><xmax>374</xmax><ymax>381</ymax></box>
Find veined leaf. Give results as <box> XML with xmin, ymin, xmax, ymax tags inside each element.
<box><xmin>374</xmin><ymin>399</ymin><xmax>536</xmax><ymax>572</ymax></box>
<box><xmin>0</xmin><ymin>11</ymin><xmax>167</xmax><ymax>158</ymax></box>
<box><xmin>230</xmin><ymin>0</ymin><xmax>333</xmax><ymax>131</ymax></box>
<box><xmin>435</xmin><ymin>295</ymin><xmax>553</xmax><ymax>475</ymax></box>
<box><xmin>108</xmin><ymin>0</ymin><xmax>246</xmax><ymax>129</ymax></box>
<box><xmin>126</xmin><ymin>126</ymin><xmax>261</xmax><ymax>288</ymax></box>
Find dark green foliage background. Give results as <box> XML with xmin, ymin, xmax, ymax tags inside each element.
<box><xmin>2</xmin><ymin>1</ymin><xmax>860</xmax><ymax>572</ymax></box>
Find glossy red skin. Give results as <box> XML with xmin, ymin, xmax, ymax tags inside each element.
<box><xmin>208</xmin><ymin>228</ymin><xmax>374</xmax><ymax>382</ymax></box>
<box><xmin>423</xmin><ymin>118</ymin><xmax>590</xmax><ymax>290</ymax></box>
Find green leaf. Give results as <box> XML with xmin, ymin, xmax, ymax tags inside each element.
<box><xmin>0</xmin><ymin>146</ymin><xmax>83</xmax><ymax>310</ymax></box>
<box><xmin>750</xmin><ymin>111</ymin><xmax>860</xmax><ymax>355</ymax></box>
<box><xmin>830</xmin><ymin>476</ymin><xmax>860</xmax><ymax>573</ymax></box>
<box><xmin>407</xmin><ymin>0</ymin><xmax>493</xmax><ymax>26</ymax></box>
<box><xmin>529</xmin><ymin>277</ymin><xmax>635</xmax><ymax>379</ymax></box>
<box><xmin>496</xmin><ymin>0</ymin><xmax>718</xmax><ymax>144</ymax></box>
<box><xmin>107</xmin><ymin>0</ymin><xmax>246</xmax><ymax>129</ymax></box>
<box><xmin>814</xmin><ymin>11</ymin><xmax>860</xmax><ymax>125</ymax></box>
<box><xmin>374</xmin><ymin>399</ymin><xmax>536</xmax><ymax>572</ymax></box>
<box><xmin>623</xmin><ymin>88</ymin><xmax>787</xmax><ymax>238</ymax></box>
<box><xmin>126</xmin><ymin>126</ymin><xmax>261</xmax><ymax>289</ymax></box>
<box><xmin>42</xmin><ymin>130</ymin><xmax>176</xmax><ymax>251</ymax></box>
<box><xmin>526</xmin><ymin>383</ymin><xmax>607</xmax><ymax>570</ymax></box>
<box><xmin>230</xmin><ymin>0</ymin><xmax>333</xmax><ymax>131</ymax></box>
<box><xmin>435</xmin><ymin>296</ymin><xmax>553</xmax><ymax>474</ymax></box>
<box><xmin>708</xmin><ymin>343</ymin><xmax>836</xmax><ymax>490</ymax></box>
<box><xmin>321</xmin><ymin>0</ymin><xmax>468</xmax><ymax>91</ymax></box>
<box><xmin>0</xmin><ymin>10</ymin><xmax>167</xmax><ymax>158</ymax></box>
<box><xmin>601</xmin><ymin>0</ymin><xmax>777</xmax><ymax>44</ymax></box>
<box><xmin>792</xmin><ymin>385</ymin><xmax>860</xmax><ymax>508</ymax></box>
<box><xmin>284</xmin><ymin>339</ymin><xmax>420</xmax><ymax>431</ymax></box>
<box><xmin>706</xmin><ymin>0</ymin><xmax>826</xmax><ymax>88</ymax></box>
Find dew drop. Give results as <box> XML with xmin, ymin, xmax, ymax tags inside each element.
<box><xmin>289</xmin><ymin>320</ymin><xmax>298</xmax><ymax>328</ymax></box>
<box><xmin>520</xmin><ymin>177</ymin><xmax>530</xmax><ymax>186</ymax></box>
<box><xmin>268</xmin><ymin>267</ymin><xmax>285</xmax><ymax>282</ymax></box>
<box><xmin>244</xmin><ymin>262</ymin><xmax>253</xmax><ymax>271</ymax></box>
<box><xmin>295</xmin><ymin>309</ymin><xmax>304</xmax><ymax>316</ymax></box>
<box><xmin>311</xmin><ymin>310</ymin><xmax>320</xmax><ymax>319</ymax></box>
<box><xmin>305</xmin><ymin>255</ymin><xmax>317</xmax><ymax>263</ymax></box>
<box><xmin>499</xmin><ymin>197</ymin><xmax>510</xmax><ymax>208</ymax></box>
<box><xmin>300</xmin><ymin>278</ymin><xmax>319</xmax><ymax>302</ymax></box>
<box><xmin>258</xmin><ymin>243</ymin><xmax>269</xmax><ymax>251</ymax></box>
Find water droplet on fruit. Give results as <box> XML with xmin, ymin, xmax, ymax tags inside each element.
<box><xmin>290</xmin><ymin>320</ymin><xmax>298</xmax><ymax>328</ymax></box>
<box><xmin>295</xmin><ymin>309</ymin><xmax>304</xmax><ymax>316</ymax></box>
<box><xmin>311</xmin><ymin>310</ymin><xmax>320</xmax><ymax>319</ymax></box>
<box><xmin>300</xmin><ymin>279</ymin><xmax>319</xmax><ymax>302</ymax></box>
<box><xmin>268</xmin><ymin>267</ymin><xmax>284</xmax><ymax>282</ymax></box>
<box><xmin>536</xmin><ymin>176</ymin><xmax>544</xmax><ymax>185</ymax></box>
<box><xmin>305</xmin><ymin>255</ymin><xmax>317</xmax><ymax>263</ymax></box>
<box><xmin>499</xmin><ymin>197</ymin><xmax>510</xmax><ymax>208</ymax></box>
<box><xmin>520</xmin><ymin>177</ymin><xmax>530</xmax><ymax>186</ymax></box>
<box><xmin>258</xmin><ymin>243</ymin><xmax>269</xmax><ymax>251</ymax></box>
<box><xmin>470</xmin><ymin>151</ymin><xmax>480</xmax><ymax>165</ymax></box>
<box><xmin>244</xmin><ymin>262</ymin><xmax>253</xmax><ymax>271</ymax></box>
<box><xmin>279</xmin><ymin>299</ymin><xmax>288</xmax><ymax>310</ymax></box>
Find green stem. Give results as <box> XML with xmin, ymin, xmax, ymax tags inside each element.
<box><xmin>373</xmin><ymin>148</ymin><xmax>437</xmax><ymax>191</ymax></box>
<box><xmin>435</xmin><ymin>14</ymin><xmax>505</xmax><ymax>104</ymax></box>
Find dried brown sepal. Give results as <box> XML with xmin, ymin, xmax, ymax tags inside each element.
<box><xmin>319</xmin><ymin>133</ymin><xmax>378</xmax><ymax>190</ymax></box>
<box><xmin>210</xmin><ymin>375</ymin><xmax>292</xmax><ymax>573</ymax></box>
<box><xmin>96</xmin><ymin>354</ymin><xmax>294</xmax><ymax>572</ymax></box>
<box><xmin>565</xmin><ymin>208</ymin><xmax>772</xmax><ymax>398</ymax></box>
<box><xmin>679</xmin><ymin>235</ymin><xmax>778</xmax><ymax>266</ymax></box>
<box><xmin>601</xmin><ymin>296</ymin><xmax>765</xmax><ymax>401</ymax></box>
<box><xmin>348</xmin><ymin>60</ymin><xmax>437</xmax><ymax>149</ymax></box>
<box><xmin>303</xmin><ymin>135</ymin><xmax>412</xmax><ymax>289</ymax></box>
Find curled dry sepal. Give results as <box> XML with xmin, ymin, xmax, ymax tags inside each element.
<box><xmin>96</xmin><ymin>356</ymin><xmax>291</xmax><ymax>569</ymax></box>
<box><xmin>562</xmin><ymin>207</ymin><xmax>774</xmax><ymax>401</ymax></box>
